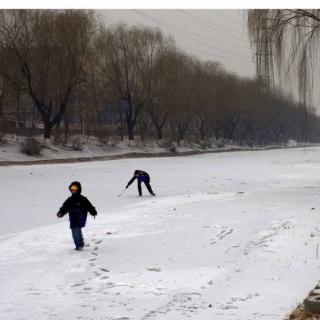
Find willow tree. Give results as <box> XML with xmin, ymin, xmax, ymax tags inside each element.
<box><xmin>96</xmin><ymin>24</ymin><xmax>169</xmax><ymax>141</ymax></box>
<box><xmin>248</xmin><ymin>9</ymin><xmax>320</xmax><ymax>140</ymax></box>
<box><xmin>0</xmin><ymin>10</ymin><xmax>96</xmax><ymax>144</ymax></box>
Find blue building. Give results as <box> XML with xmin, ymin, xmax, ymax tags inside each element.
<box><xmin>97</xmin><ymin>99</ymin><xmax>133</xmax><ymax>125</ymax></box>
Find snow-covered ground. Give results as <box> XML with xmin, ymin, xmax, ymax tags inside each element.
<box><xmin>0</xmin><ymin>134</ymin><xmax>302</xmax><ymax>164</ymax></box>
<box><xmin>1</xmin><ymin>147</ymin><xmax>320</xmax><ymax>319</ymax></box>
<box><xmin>0</xmin><ymin>135</ymin><xmax>169</xmax><ymax>162</ymax></box>
<box><xmin>0</xmin><ymin>135</ymin><xmax>223</xmax><ymax>164</ymax></box>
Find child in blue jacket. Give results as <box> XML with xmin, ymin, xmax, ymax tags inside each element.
<box><xmin>57</xmin><ymin>181</ymin><xmax>97</xmax><ymax>250</ymax></box>
<box><xmin>126</xmin><ymin>170</ymin><xmax>156</xmax><ymax>197</ymax></box>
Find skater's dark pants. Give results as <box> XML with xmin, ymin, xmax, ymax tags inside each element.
<box><xmin>138</xmin><ymin>177</ymin><xmax>154</xmax><ymax>195</ymax></box>
<box><xmin>71</xmin><ymin>227</ymin><xmax>84</xmax><ymax>248</ymax></box>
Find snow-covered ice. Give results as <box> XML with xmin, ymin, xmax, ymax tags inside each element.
<box><xmin>1</xmin><ymin>147</ymin><xmax>320</xmax><ymax>319</ymax></box>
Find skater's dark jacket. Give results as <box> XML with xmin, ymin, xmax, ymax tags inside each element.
<box><xmin>58</xmin><ymin>181</ymin><xmax>97</xmax><ymax>229</ymax></box>
<box><xmin>127</xmin><ymin>170</ymin><xmax>150</xmax><ymax>186</ymax></box>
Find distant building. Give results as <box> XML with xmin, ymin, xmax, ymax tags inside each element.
<box><xmin>97</xmin><ymin>99</ymin><xmax>131</xmax><ymax>125</ymax></box>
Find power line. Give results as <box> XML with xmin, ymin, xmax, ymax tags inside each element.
<box><xmin>96</xmin><ymin>13</ymin><xmax>117</xmax><ymax>24</ymax></box>
<box><xmin>96</xmin><ymin>11</ymin><xmax>253</xmax><ymax>62</ymax></box>
<box><xmin>98</xmin><ymin>12</ymin><xmax>247</xmax><ymax>49</ymax></box>
<box><xmin>180</xmin><ymin>10</ymin><xmax>246</xmax><ymax>35</ymax></box>
<box><xmin>162</xmin><ymin>17</ymin><xmax>250</xmax><ymax>50</ymax></box>
<box><xmin>97</xmin><ymin>12</ymin><xmax>252</xmax><ymax>62</ymax></box>
<box><xmin>179</xmin><ymin>10</ymin><xmax>248</xmax><ymax>42</ymax></box>
<box><xmin>132</xmin><ymin>10</ymin><xmax>251</xmax><ymax>61</ymax></box>
<box><xmin>212</xmin><ymin>10</ymin><xmax>247</xmax><ymax>28</ymax></box>
<box><xmin>162</xmin><ymin>15</ymin><xmax>250</xmax><ymax>50</ymax></box>
<box><xmin>179</xmin><ymin>44</ymin><xmax>254</xmax><ymax>62</ymax></box>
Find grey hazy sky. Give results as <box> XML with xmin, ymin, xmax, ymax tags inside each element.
<box><xmin>97</xmin><ymin>9</ymin><xmax>256</xmax><ymax>79</ymax></box>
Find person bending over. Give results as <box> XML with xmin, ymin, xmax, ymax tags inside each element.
<box><xmin>126</xmin><ymin>170</ymin><xmax>155</xmax><ymax>197</ymax></box>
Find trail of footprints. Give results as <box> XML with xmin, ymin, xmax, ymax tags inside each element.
<box><xmin>141</xmin><ymin>292</ymin><xmax>207</xmax><ymax>319</ymax></box>
<box><xmin>67</xmin><ymin>230</ymin><xmax>259</xmax><ymax>318</ymax></box>
<box><xmin>209</xmin><ymin>225</ymin><xmax>234</xmax><ymax>245</ymax></box>
<box><xmin>68</xmin><ymin>236</ymin><xmax>111</xmax><ymax>295</ymax></box>
<box><xmin>244</xmin><ymin>220</ymin><xmax>294</xmax><ymax>255</ymax></box>
<box><xmin>88</xmin><ymin>237</ymin><xmax>110</xmax><ymax>278</ymax></box>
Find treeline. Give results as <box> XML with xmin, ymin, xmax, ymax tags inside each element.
<box><xmin>0</xmin><ymin>10</ymin><xmax>319</xmax><ymax>146</ymax></box>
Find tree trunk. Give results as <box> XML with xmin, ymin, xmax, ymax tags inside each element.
<box><xmin>303</xmin><ymin>107</ymin><xmax>308</xmax><ymax>143</ymax></box>
<box><xmin>170</xmin><ymin>120</ymin><xmax>176</xmax><ymax>143</ymax></box>
<box><xmin>176</xmin><ymin>118</ymin><xmax>191</xmax><ymax>143</ymax></box>
<box><xmin>139</xmin><ymin>117</ymin><xmax>145</xmax><ymax>142</ymax></box>
<box><xmin>43</xmin><ymin>121</ymin><xmax>52</xmax><ymax>146</ymax></box>
<box><xmin>126</xmin><ymin>117</ymin><xmax>134</xmax><ymax>140</ymax></box>
<box><xmin>212</xmin><ymin>127</ymin><xmax>219</xmax><ymax>140</ymax></box>
<box><xmin>44</xmin><ymin>123</ymin><xmax>51</xmax><ymax>139</ymax></box>
<box><xmin>117</xmin><ymin>103</ymin><xmax>124</xmax><ymax>141</ymax></box>
<box><xmin>64</xmin><ymin>112</ymin><xmax>70</xmax><ymax>144</ymax></box>
<box><xmin>148</xmin><ymin>108</ymin><xmax>169</xmax><ymax>141</ymax></box>
<box><xmin>157</xmin><ymin>126</ymin><xmax>162</xmax><ymax>140</ymax></box>
<box><xmin>54</xmin><ymin>120</ymin><xmax>61</xmax><ymax>145</ymax></box>
<box><xmin>0</xmin><ymin>99</ymin><xmax>3</xmax><ymax>119</ymax></box>
<box><xmin>199</xmin><ymin>119</ymin><xmax>206</xmax><ymax>141</ymax></box>
<box><xmin>177</xmin><ymin>124</ymin><xmax>184</xmax><ymax>142</ymax></box>
<box><xmin>126</xmin><ymin>100</ymin><xmax>135</xmax><ymax>140</ymax></box>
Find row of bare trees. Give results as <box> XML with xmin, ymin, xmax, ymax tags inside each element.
<box><xmin>0</xmin><ymin>9</ymin><xmax>319</xmax><ymax>147</ymax></box>
<box><xmin>247</xmin><ymin>10</ymin><xmax>320</xmax><ymax>142</ymax></box>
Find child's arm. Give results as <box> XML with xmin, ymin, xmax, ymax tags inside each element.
<box><xmin>57</xmin><ymin>198</ymin><xmax>70</xmax><ymax>218</ymax></box>
<box><xmin>86</xmin><ymin>198</ymin><xmax>97</xmax><ymax>217</ymax></box>
<box><xmin>126</xmin><ymin>176</ymin><xmax>136</xmax><ymax>188</ymax></box>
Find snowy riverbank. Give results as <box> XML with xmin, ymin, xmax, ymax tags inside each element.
<box><xmin>0</xmin><ymin>134</ymin><xmax>311</xmax><ymax>166</ymax></box>
<box><xmin>1</xmin><ymin>147</ymin><xmax>320</xmax><ymax>319</ymax></box>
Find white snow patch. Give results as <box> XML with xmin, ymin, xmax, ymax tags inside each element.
<box><xmin>2</xmin><ymin>147</ymin><xmax>320</xmax><ymax>319</ymax></box>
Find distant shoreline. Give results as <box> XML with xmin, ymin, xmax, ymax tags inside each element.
<box><xmin>0</xmin><ymin>144</ymin><xmax>318</xmax><ymax>167</ymax></box>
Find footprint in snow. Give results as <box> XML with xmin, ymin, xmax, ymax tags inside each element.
<box><xmin>83</xmin><ymin>287</ymin><xmax>93</xmax><ymax>291</ymax></box>
<box><xmin>89</xmin><ymin>258</ymin><xmax>97</xmax><ymax>262</ymax></box>
<box><xmin>147</xmin><ymin>267</ymin><xmax>161</xmax><ymax>272</ymax></box>
<box><xmin>93</xmin><ymin>271</ymin><xmax>101</xmax><ymax>277</ymax></box>
<box><xmin>70</xmin><ymin>282</ymin><xmax>85</xmax><ymax>288</ymax></box>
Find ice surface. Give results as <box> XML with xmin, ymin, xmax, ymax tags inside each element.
<box><xmin>1</xmin><ymin>147</ymin><xmax>320</xmax><ymax>319</ymax></box>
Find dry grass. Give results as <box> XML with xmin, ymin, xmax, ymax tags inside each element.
<box><xmin>288</xmin><ymin>304</ymin><xmax>320</xmax><ymax>320</ymax></box>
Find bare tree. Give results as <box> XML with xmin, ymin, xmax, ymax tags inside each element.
<box><xmin>192</xmin><ymin>61</ymin><xmax>224</xmax><ymax>142</ymax></box>
<box><xmin>145</xmin><ymin>44</ymin><xmax>181</xmax><ymax>140</ymax></box>
<box><xmin>162</xmin><ymin>52</ymin><xmax>197</xmax><ymax>144</ymax></box>
<box><xmin>248</xmin><ymin>10</ymin><xmax>320</xmax><ymax>93</ymax></box>
<box><xmin>96</xmin><ymin>24</ymin><xmax>147</xmax><ymax>140</ymax></box>
<box><xmin>0</xmin><ymin>10</ymin><xmax>96</xmax><ymax>144</ymax></box>
<box><xmin>0</xmin><ymin>13</ymin><xmax>318</xmax><ymax>149</ymax></box>
<box><xmin>247</xmin><ymin>9</ymin><xmax>320</xmax><ymax>139</ymax></box>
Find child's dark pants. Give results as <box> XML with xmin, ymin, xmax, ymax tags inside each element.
<box><xmin>71</xmin><ymin>227</ymin><xmax>84</xmax><ymax>249</ymax></box>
